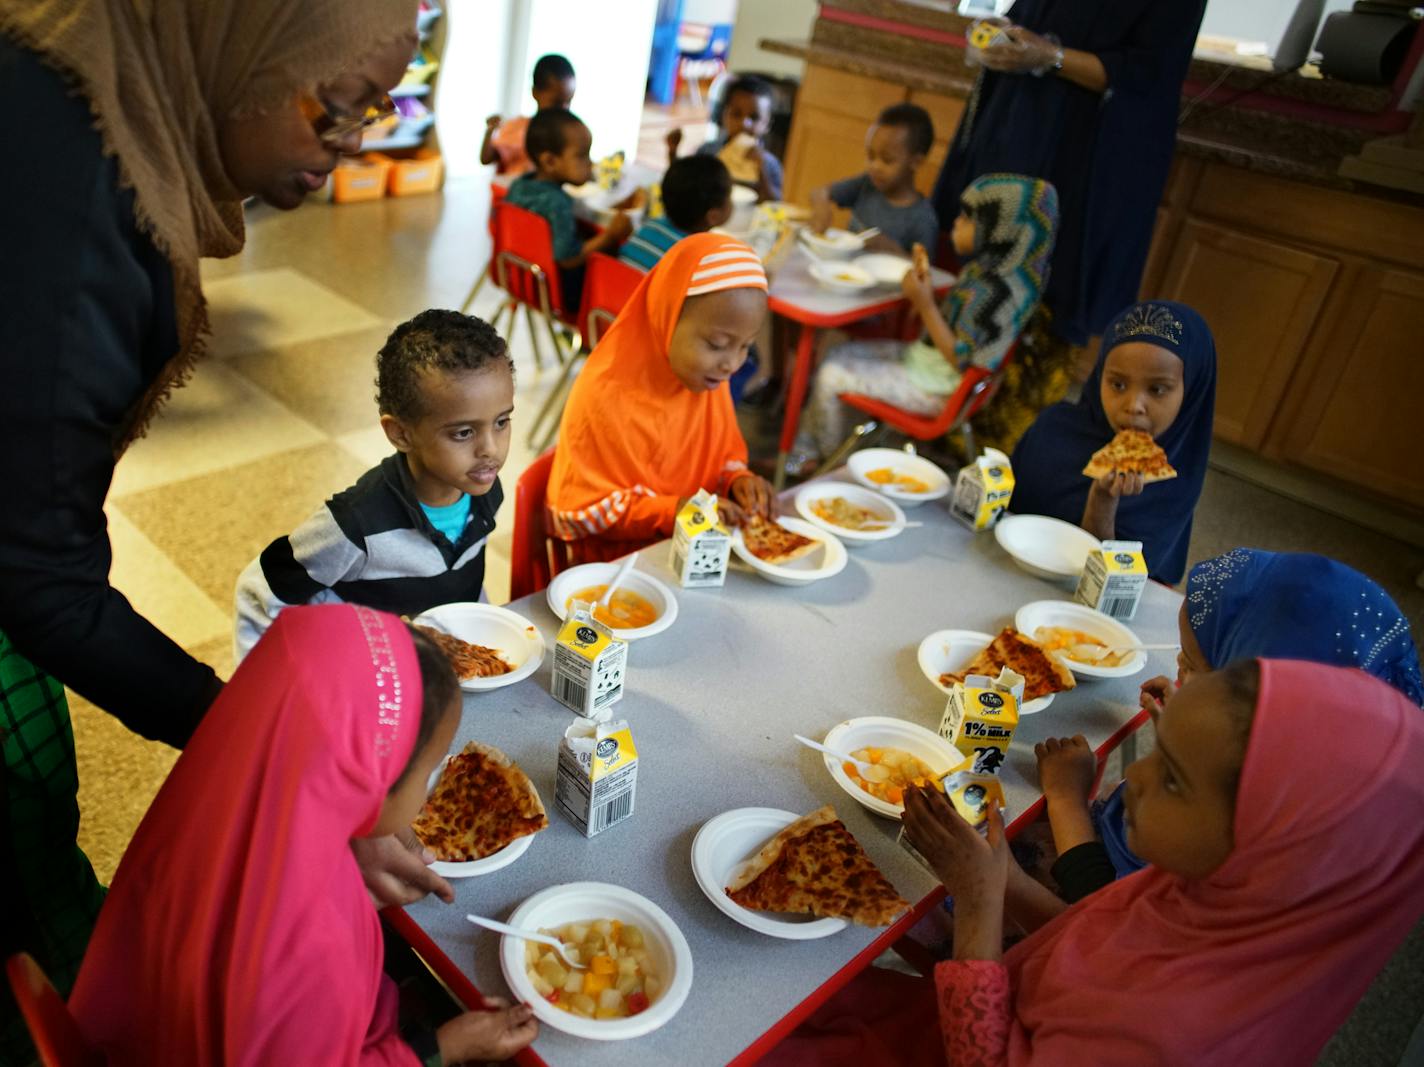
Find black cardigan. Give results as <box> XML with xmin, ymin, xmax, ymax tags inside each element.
<box><xmin>0</xmin><ymin>39</ymin><xmax>222</xmax><ymax>748</ymax></box>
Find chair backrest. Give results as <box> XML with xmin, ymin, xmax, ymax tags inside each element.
<box><xmin>487</xmin><ymin>181</ymin><xmax>507</xmax><ymax>238</ymax></box>
<box><xmin>839</xmin><ymin>341</ymin><xmax>1019</xmax><ymax>441</ymax></box>
<box><xmin>493</xmin><ymin>201</ymin><xmax>565</xmax><ymax>319</ymax></box>
<box><xmin>509</xmin><ymin>449</ymin><xmax>569</xmax><ymax>602</ymax></box>
<box><xmin>577</xmin><ymin>253</ymin><xmax>645</xmax><ymax>350</ymax></box>
<box><xmin>5</xmin><ymin>954</ymin><xmax>102</xmax><ymax>1067</ymax></box>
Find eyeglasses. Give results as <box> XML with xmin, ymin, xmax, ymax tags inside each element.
<box><xmin>299</xmin><ymin>92</ymin><xmax>398</xmax><ymax>148</ymax></box>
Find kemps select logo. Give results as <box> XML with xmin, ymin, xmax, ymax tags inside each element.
<box><xmin>1114</xmin><ymin>552</ymin><xmax>1136</xmax><ymax>566</ymax></box>
<box><xmin>979</xmin><ymin>692</ymin><xmax>1005</xmax><ymax>710</ymax></box>
<box><xmin>576</xmin><ymin>625</ymin><xmax>598</xmax><ymax>644</ymax></box>
<box><xmin>595</xmin><ymin>737</ymin><xmax>620</xmax><ymax>766</ymax></box>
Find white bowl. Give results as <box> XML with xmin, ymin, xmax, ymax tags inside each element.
<box><xmin>500</xmin><ymin>882</ymin><xmax>693</xmax><ymax>1041</ymax></box>
<box><xmin>1014</xmin><ymin>600</ymin><xmax>1148</xmax><ymax>680</ymax></box>
<box><xmin>853</xmin><ymin>252</ymin><xmax>912</xmax><ymax>287</ymax></box>
<box><xmin>994</xmin><ymin>514</ymin><xmax>1101</xmax><ymax>581</ymax></box>
<box><xmin>727</xmin><ymin>184</ymin><xmax>759</xmax><ymax>231</ymax></box>
<box><xmin>691</xmin><ymin>808</ymin><xmax>847</xmax><ymax>939</ymax></box>
<box><xmin>800</xmin><ymin>227</ymin><xmax>863</xmax><ymax>260</ymax></box>
<box><xmin>563</xmin><ymin>181</ymin><xmax>604</xmax><ymax>200</ymax></box>
<box><xmin>822</xmin><ymin>716</ymin><xmax>967</xmax><ymax>818</ymax></box>
<box><xmin>547</xmin><ymin>562</ymin><xmax>678</xmax><ymax>641</ymax></box>
<box><xmin>846</xmin><ymin>448</ymin><xmax>951</xmax><ymax>506</ymax></box>
<box><xmin>916</xmin><ymin>629</ymin><xmax>1055</xmax><ymax>715</ymax></box>
<box><xmin>729</xmin><ymin>516</ymin><xmax>847</xmax><ymax>585</ymax></box>
<box><xmin>422</xmin><ymin>754</ymin><xmax>539</xmax><ymax>878</ymax></box>
<box><xmin>412</xmin><ymin>603</ymin><xmax>546</xmax><ymax>692</ymax></box>
<box><xmin>808</xmin><ymin>260</ymin><xmax>874</xmax><ymax>294</ymax></box>
<box><xmin>794</xmin><ymin>482</ymin><xmax>906</xmax><ymax>544</ymax></box>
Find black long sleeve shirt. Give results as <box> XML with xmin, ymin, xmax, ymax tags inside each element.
<box><xmin>0</xmin><ymin>39</ymin><xmax>222</xmax><ymax>748</ymax></box>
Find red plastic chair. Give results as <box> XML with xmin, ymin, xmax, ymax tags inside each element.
<box><xmin>5</xmin><ymin>954</ymin><xmax>102</xmax><ymax>1067</ymax></box>
<box><xmin>509</xmin><ymin>448</ymin><xmax>570</xmax><ymax>602</ymax></box>
<box><xmin>524</xmin><ymin>252</ymin><xmax>645</xmax><ymax>451</ymax></box>
<box><xmin>458</xmin><ymin>181</ymin><xmax>507</xmax><ymax>314</ymax></box>
<box><xmin>814</xmin><ymin>342</ymin><xmax>1018</xmax><ymax>475</ymax></box>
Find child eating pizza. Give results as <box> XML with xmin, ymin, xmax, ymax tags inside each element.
<box><xmin>235</xmin><ymin>310</ymin><xmax>513</xmax><ymax>658</ymax></box>
<box><xmin>1011</xmin><ymin>300</ymin><xmax>1217</xmax><ymax>584</ymax></box>
<box><xmin>547</xmin><ymin>232</ymin><xmax>775</xmax><ymax>563</ymax></box>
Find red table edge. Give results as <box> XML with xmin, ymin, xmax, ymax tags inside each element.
<box><xmin>385</xmin><ymin>706</ymin><xmax>1151</xmax><ymax>1067</ymax></box>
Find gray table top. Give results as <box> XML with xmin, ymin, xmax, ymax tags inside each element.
<box><xmin>767</xmin><ymin>244</ymin><xmax>955</xmax><ymax>323</ymax></box>
<box><xmin>403</xmin><ymin>482</ymin><xmax>1182</xmax><ymax>1066</ymax></box>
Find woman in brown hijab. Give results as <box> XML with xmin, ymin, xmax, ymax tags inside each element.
<box><xmin>0</xmin><ymin>1</ymin><xmax>438</xmax><ymax>1055</ymax></box>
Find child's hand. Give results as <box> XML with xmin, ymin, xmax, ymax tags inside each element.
<box><xmin>808</xmin><ymin>198</ymin><xmax>833</xmax><ymax>235</ymax></box>
<box><xmin>1140</xmin><ymin>675</ymin><xmax>1172</xmax><ymax>722</ymax></box>
<box><xmin>606</xmin><ymin>211</ymin><xmax>634</xmax><ymax>241</ymax></box>
<box><xmin>351</xmin><ymin>830</ymin><xmax>454</xmax><ymax>907</ymax></box>
<box><xmin>665</xmin><ymin>127</ymin><xmax>684</xmax><ymax>157</ymax></box>
<box><xmin>714</xmin><ymin>497</ymin><xmax>748</xmax><ymax>528</ymax></box>
<box><xmin>903</xmin><ymin>784</ymin><xmax>1008</xmax><ymax>905</ymax></box>
<box><xmin>900</xmin><ymin>263</ymin><xmax>936</xmax><ymax>311</ymax></box>
<box><xmin>485</xmin><ymin>113</ymin><xmax>503</xmax><ymax>131</ymax></box>
<box><xmin>437</xmin><ymin>998</ymin><xmax>538</xmax><ymax>1064</ymax></box>
<box><xmin>1092</xmin><ymin>470</ymin><xmax>1145</xmax><ymax>499</ymax></box>
<box><xmin>1034</xmin><ymin>735</ymin><xmax>1096</xmax><ymax>804</ymax></box>
<box><xmin>729</xmin><ymin>474</ymin><xmax>774</xmax><ymax>520</ymax></box>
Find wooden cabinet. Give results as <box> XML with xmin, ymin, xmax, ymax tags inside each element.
<box><xmin>783</xmin><ymin>65</ymin><xmax>906</xmax><ymax>206</ymax></box>
<box><xmin>1278</xmin><ymin>265</ymin><xmax>1424</xmax><ymax>506</ymax></box>
<box><xmin>1157</xmin><ymin>220</ymin><xmax>1338</xmax><ymax>449</ymax></box>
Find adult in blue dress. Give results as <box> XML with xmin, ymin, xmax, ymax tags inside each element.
<box><xmin>934</xmin><ymin>1</ymin><xmax>1207</xmax><ymax>348</ymax></box>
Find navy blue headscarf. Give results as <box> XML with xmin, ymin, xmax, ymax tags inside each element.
<box><xmin>1010</xmin><ymin>300</ymin><xmax>1216</xmax><ymax>584</ymax></box>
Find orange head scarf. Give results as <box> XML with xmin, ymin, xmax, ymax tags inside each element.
<box><xmin>548</xmin><ymin>234</ymin><xmax>767</xmax><ymax>553</ymax></box>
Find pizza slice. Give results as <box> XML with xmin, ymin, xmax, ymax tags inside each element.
<box><xmin>741</xmin><ymin>515</ymin><xmax>821</xmax><ymax>565</ymax></box>
<box><xmin>939</xmin><ymin>627</ymin><xmax>1077</xmax><ymax>702</ymax></box>
<box><xmin>910</xmin><ymin>242</ymin><xmax>930</xmax><ymax>280</ymax></box>
<box><xmin>411</xmin><ymin>741</ymin><xmax>548</xmax><ymax>862</ymax></box>
<box><xmin>1082</xmin><ymin>429</ymin><xmax>1177</xmax><ymax>483</ymax></box>
<box><xmin>412</xmin><ymin>623</ymin><xmax>512</xmax><ymax>680</ymax></box>
<box><xmin>725</xmin><ymin>806</ymin><xmax>908</xmax><ymax>927</ymax></box>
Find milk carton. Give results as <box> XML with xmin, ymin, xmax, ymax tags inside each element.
<box><xmin>898</xmin><ymin>759</ymin><xmax>1007</xmax><ymax>869</ymax></box>
<box><xmin>555</xmin><ymin>718</ymin><xmax>638</xmax><ymax>837</ymax></box>
<box><xmin>939</xmin><ymin>668</ymin><xmax>1022</xmax><ymax>776</ymax></box>
<box><xmin>1076</xmin><ymin>540</ymin><xmax>1148</xmax><ymax>622</ymax></box>
<box><xmin>669</xmin><ymin>489</ymin><xmax>731</xmax><ymax>588</ymax></box>
<box><xmin>950</xmin><ymin>448</ymin><xmax>1015</xmax><ymax>531</ymax></box>
<box><xmin>550</xmin><ymin>602</ymin><xmax>627</xmax><ymax>719</ymax></box>
<box><xmin>595</xmin><ymin>150</ymin><xmax>625</xmax><ymax>190</ymax></box>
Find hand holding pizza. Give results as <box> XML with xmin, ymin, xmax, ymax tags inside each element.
<box><xmin>351</xmin><ymin>829</ymin><xmax>455</xmax><ymax>908</ymax></box>
<box><xmin>902</xmin><ymin>783</ymin><xmax>1008</xmax><ymax>905</ymax></box>
<box><xmin>900</xmin><ymin>254</ymin><xmax>936</xmax><ymax>312</ymax></box>
<box><xmin>437</xmin><ymin>997</ymin><xmax>538</xmax><ymax>1064</ymax></box>
<box><xmin>1092</xmin><ymin>469</ymin><xmax>1146</xmax><ymax>499</ymax></box>
<box><xmin>729</xmin><ymin>473</ymin><xmax>774</xmax><ymax>522</ymax></box>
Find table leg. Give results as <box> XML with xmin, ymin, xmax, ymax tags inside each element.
<box><xmin>774</xmin><ymin>323</ymin><xmax>818</xmax><ymax>491</ymax></box>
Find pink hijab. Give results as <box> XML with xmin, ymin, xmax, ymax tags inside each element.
<box><xmin>1005</xmin><ymin>659</ymin><xmax>1424</xmax><ymax>1066</ymax></box>
<box><xmin>69</xmin><ymin>604</ymin><xmax>423</xmax><ymax>1066</ymax></box>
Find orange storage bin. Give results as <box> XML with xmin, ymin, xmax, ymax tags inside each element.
<box><xmin>383</xmin><ymin>148</ymin><xmax>445</xmax><ymax>197</ymax></box>
<box><xmin>327</xmin><ymin>156</ymin><xmax>391</xmax><ymax>203</ymax></box>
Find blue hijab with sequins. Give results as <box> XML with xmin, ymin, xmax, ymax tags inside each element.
<box><xmin>1011</xmin><ymin>300</ymin><xmax>1217</xmax><ymax>584</ymax></box>
<box><xmin>1186</xmin><ymin>548</ymin><xmax>1423</xmax><ymax>704</ymax></box>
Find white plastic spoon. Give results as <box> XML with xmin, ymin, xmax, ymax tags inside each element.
<box><xmin>793</xmin><ymin>734</ymin><xmax>888</xmax><ymax>782</ymax></box>
<box><xmin>596</xmin><ymin>551</ymin><xmax>641</xmax><ymax>624</ymax></box>
<box><xmin>465</xmin><ymin>914</ymin><xmax>586</xmax><ymax>970</ymax></box>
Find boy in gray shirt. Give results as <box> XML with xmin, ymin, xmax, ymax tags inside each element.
<box><xmin>809</xmin><ymin>103</ymin><xmax>939</xmax><ymax>256</ymax></box>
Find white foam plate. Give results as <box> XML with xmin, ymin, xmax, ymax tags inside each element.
<box><xmin>421</xmin><ymin>754</ymin><xmax>539</xmax><ymax>878</ymax></box>
<box><xmin>822</xmin><ymin>716</ymin><xmax>967</xmax><ymax>818</ymax></box>
<box><xmin>500</xmin><ymin>882</ymin><xmax>694</xmax><ymax>1041</ymax></box>
<box><xmin>994</xmin><ymin>514</ymin><xmax>1101</xmax><ymax>581</ymax></box>
<box><xmin>846</xmin><ymin>448</ymin><xmax>951</xmax><ymax>506</ymax></box>
<box><xmin>1014</xmin><ymin>600</ymin><xmax>1148</xmax><ymax>680</ymax></box>
<box><xmin>853</xmin><ymin>252</ymin><xmax>912</xmax><ymax>287</ymax></box>
<box><xmin>730</xmin><ymin>516</ymin><xmax>846</xmax><ymax>586</ymax></box>
<box><xmin>916</xmin><ymin>628</ymin><xmax>1054</xmax><ymax>715</ymax></box>
<box><xmin>794</xmin><ymin>482</ymin><xmax>906</xmax><ymax>544</ymax></box>
<box><xmin>808</xmin><ymin>259</ymin><xmax>874</xmax><ymax>294</ymax></box>
<box><xmin>691</xmin><ymin>808</ymin><xmax>848</xmax><ymax>939</ymax></box>
<box><xmin>546</xmin><ymin>562</ymin><xmax>678</xmax><ymax>641</ymax></box>
<box><xmin>799</xmin><ymin>227</ymin><xmax>863</xmax><ymax>260</ymax></box>
<box><xmin>412</xmin><ymin>603</ymin><xmax>545</xmax><ymax>692</ymax></box>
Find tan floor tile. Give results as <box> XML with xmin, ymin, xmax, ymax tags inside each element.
<box><xmin>226</xmin><ymin>324</ymin><xmax>394</xmax><ymax>436</ymax></box>
<box><xmin>116</xmin><ymin>442</ymin><xmax>369</xmax><ymax>610</ymax></box>
<box><xmin>105</xmin><ymin>505</ymin><xmax>231</xmax><ymax>648</ymax></box>
<box><xmin>334</xmin><ymin>424</ymin><xmax>396</xmax><ymax>469</ymax></box>
<box><xmin>202</xmin><ymin>267</ymin><xmax>382</xmax><ymax>358</ymax></box>
<box><xmin>110</xmin><ymin>361</ymin><xmax>328</xmax><ymax>498</ymax></box>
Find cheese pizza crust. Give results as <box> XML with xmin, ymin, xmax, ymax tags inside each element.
<box><xmin>1082</xmin><ymin>429</ymin><xmax>1177</xmax><ymax>483</ymax></box>
<box><xmin>911</xmin><ymin>242</ymin><xmax>930</xmax><ymax>280</ymax></box>
<box><xmin>741</xmin><ymin>516</ymin><xmax>821</xmax><ymax>565</ymax></box>
<box><xmin>411</xmin><ymin>741</ymin><xmax>547</xmax><ymax>862</ymax></box>
<box><xmin>412</xmin><ymin>623</ymin><xmax>512</xmax><ymax>680</ymax></box>
<box><xmin>939</xmin><ymin>627</ymin><xmax>1077</xmax><ymax>703</ymax></box>
<box><xmin>725</xmin><ymin>806</ymin><xmax>908</xmax><ymax>927</ymax></box>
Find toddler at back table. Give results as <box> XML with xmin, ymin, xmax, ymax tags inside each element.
<box><xmin>235</xmin><ymin>310</ymin><xmax>513</xmax><ymax>658</ymax></box>
<box><xmin>670</xmin><ymin>75</ymin><xmax>783</xmax><ymax>202</ymax></box>
<box><xmin>506</xmin><ymin>107</ymin><xmax>632</xmax><ymax>314</ymax></box>
<box><xmin>808</xmin><ymin>103</ymin><xmax>940</xmax><ymax>256</ymax></box>
<box><xmin>620</xmin><ymin>155</ymin><xmax>733</xmax><ymax>273</ymax></box>
<box><xmin>548</xmin><ymin>232</ymin><xmax>776</xmax><ymax>563</ymax></box>
<box><xmin>480</xmin><ymin>52</ymin><xmax>575</xmax><ymax>176</ymax></box>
